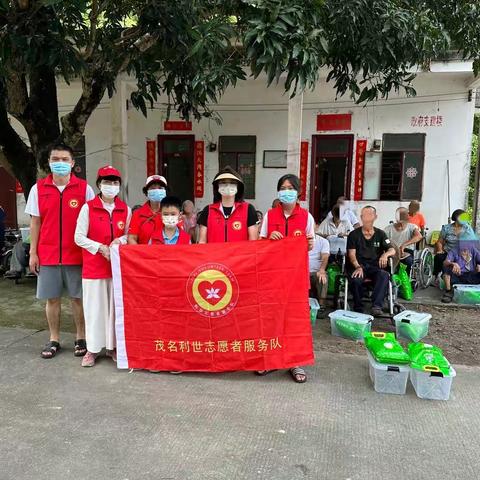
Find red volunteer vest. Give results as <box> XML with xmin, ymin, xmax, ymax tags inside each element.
<box><xmin>82</xmin><ymin>196</ymin><xmax>129</xmax><ymax>279</ymax></box>
<box><xmin>266</xmin><ymin>204</ymin><xmax>308</xmax><ymax>238</ymax></box>
<box><xmin>206</xmin><ymin>202</ymin><xmax>249</xmax><ymax>243</ymax></box>
<box><xmin>150</xmin><ymin>228</ymin><xmax>191</xmax><ymax>245</ymax></box>
<box><xmin>130</xmin><ymin>202</ymin><xmax>163</xmax><ymax>245</ymax></box>
<box><xmin>37</xmin><ymin>174</ymin><xmax>87</xmax><ymax>266</ymax></box>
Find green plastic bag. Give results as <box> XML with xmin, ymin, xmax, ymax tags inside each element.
<box><xmin>408</xmin><ymin>343</ymin><xmax>452</xmax><ymax>376</ymax></box>
<box><xmin>398</xmin><ymin>322</ymin><xmax>428</xmax><ymax>343</ymax></box>
<box><xmin>335</xmin><ymin>319</ymin><xmax>370</xmax><ymax>341</ymax></box>
<box><xmin>327</xmin><ymin>264</ymin><xmax>342</xmax><ymax>295</ymax></box>
<box><xmin>396</xmin><ymin>263</ymin><xmax>413</xmax><ymax>301</ymax></box>
<box><xmin>364</xmin><ymin>332</ymin><xmax>410</xmax><ymax>364</ymax></box>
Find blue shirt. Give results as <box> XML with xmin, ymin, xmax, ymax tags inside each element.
<box><xmin>163</xmin><ymin>228</ymin><xmax>180</xmax><ymax>245</ymax></box>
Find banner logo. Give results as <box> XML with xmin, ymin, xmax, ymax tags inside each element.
<box><xmin>187</xmin><ymin>263</ymin><xmax>239</xmax><ymax>317</ymax></box>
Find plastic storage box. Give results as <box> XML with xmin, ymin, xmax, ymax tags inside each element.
<box><xmin>367</xmin><ymin>352</ymin><xmax>410</xmax><ymax>395</ymax></box>
<box><xmin>394</xmin><ymin>310</ymin><xmax>431</xmax><ymax>343</ymax></box>
<box><xmin>410</xmin><ymin>366</ymin><xmax>456</xmax><ymax>401</ymax></box>
<box><xmin>453</xmin><ymin>285</ymin><xmax>480</xmax><ymax>305</ymax></box>
<box><xmin>309</xmin><ymin>298</ymin><xmax>320</xmax><ymax>326</ymax></box>
<box><xmin>328</xmin><ymin>310</ymin><xmax>373</xmax><ymax>342</ymax></box>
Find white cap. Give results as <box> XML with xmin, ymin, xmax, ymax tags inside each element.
<box><xmin>145</xmin><ymin>175</ymin><xmax>167</xmax><ymax>187</ymax></box>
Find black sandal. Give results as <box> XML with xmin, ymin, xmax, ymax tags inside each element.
<box><xmin>290</xmin><ymin>367</ymin><xmax>307</xmax><ymax>383</ymax></box>
<box><xmin>41</xmin><ymin>341</ymin><xmax>61</xmax><ymax>359</ymax></box>
<box><xmin>255</xmin><ymin>370</ymin><xmax>278</xmax><ymax>376</ymax></box>
<box><xmin>74</xmin><ymin>339</ymin><xmax>87</xmax><ymax>357</ymax></box>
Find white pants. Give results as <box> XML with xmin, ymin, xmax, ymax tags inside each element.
<box><xmin>82</xmin><ymin>278</ymin><xmax>116</xmax><ymax>353</ymax></box>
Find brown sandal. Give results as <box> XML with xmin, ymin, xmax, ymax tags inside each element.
<box><xmin>290</xmin><ymin>367</ymin><xmax>307</xmax><ymax>383</ymax></box>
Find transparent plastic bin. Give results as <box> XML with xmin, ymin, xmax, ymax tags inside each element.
<box><xmin>410</xmin><ymin>365</ymin><xmax>456</xmax><ymax>401</ymax></box>
<box><xmin>309</xmin><ymin>298</ymin><xmax>320</xmax><ymax>326</ymax></box>
<box><xmin>328</xmin><ymin>310</ymin><xmax>373</xmax><ymax>342</ymax></box>
<box><xmin>453</xmin><ymin>285</ymin><xmax>480</xmax><ymax>305</ymax></box>
<box><xmin>394</xmin><ymin>310</ymin><xmax>431</xmax><ymax>343</ymax></box>
<box><xmin>367</xmin><ymin>352</ymin><xmax>410</xmax><ymax>395</ymax></box>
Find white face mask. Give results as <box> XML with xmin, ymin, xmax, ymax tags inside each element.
<box><xmin>218</xmin><ymin>183</ymin><xmax>238</xmax><ymax>197</ymax></box>
<box><xmin>100</xmin><ymin>185</ymin><xmax>120</xmax><ymax>199</ymax></box>
<box><xmin>162</xmin><ymin>215</ymin><xmax>179</xmax><ymax>227</ymax></box>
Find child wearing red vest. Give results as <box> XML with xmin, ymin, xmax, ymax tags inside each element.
<box><xmin>150</xmin><ymin>196</ymin><xmax>191</xmax><ymax>245</ymax></box>
<box><xmin>25</xmin><ymin>143</ymin><xmax>95</xmax><ymax>359</ymax></box>
<box><xmin>258</xmin><ymin>173</ymin><xmax>315</xmax><ymax>383</ymax></box>
<box><xmin>74</xmin><ymin>166</ymin><xmax>131</xmax><ymax>367</ymax></box>
<box><xmin>197</xmin><ymin>166</ymin><xmax>259</xmax><ymax>243</ymax></box>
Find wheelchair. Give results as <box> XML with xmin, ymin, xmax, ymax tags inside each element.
<box><xmin>333</xmin><ymin>251</ymin><xmax>405</xmax><ymax>320</ymax></box>
<box><xmin>408</xmin><ymin>228</ymin><xmax>435</xmax><ymax>290</ymax></box>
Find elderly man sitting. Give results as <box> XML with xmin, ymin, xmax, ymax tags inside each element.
<box><xmin>441</xmin><ymin>241</ymin><xmax>480</xmax><ymax>303</ymax></box>
<box><xmin>384</xmin><ymin>207</ymin><xmax>422</xmax><ymax>273</ymax></box>
<box><xmin>347</xmin><ymin>206</ymin><xmax>396</xmax><ymax>316</ymax></box>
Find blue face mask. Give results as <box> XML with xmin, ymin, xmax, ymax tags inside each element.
<box><xmin>147</xmin><ymin>188</ymin><xmax>166</xmax><ymax>203</ymax></box>
<box><xmin>278</xmin><ymin>189</ymin><xmax>298</xmax><ymax>204</ymax></box>
<box><xmin>49</xmin><ymin>162</ymin><xmax>72</xmax><ymax>177</ymax></box>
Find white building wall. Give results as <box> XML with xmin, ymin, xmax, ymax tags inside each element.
<box><xmin>12</xmin><ymin>69</ymin><xmax>476</xmax><ymax>231</ymax></box>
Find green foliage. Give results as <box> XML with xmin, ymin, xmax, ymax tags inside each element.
<box><xmin>467</xmin><ymin>114</ymin><xmax>479</xmax><ymax>215</ymax></box>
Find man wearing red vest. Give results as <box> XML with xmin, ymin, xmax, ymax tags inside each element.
<box><xmin>25</xmin><ymin>143</ymin><xmax>95</xmax><ymax>359</ymax></box>
<box><xmin>197</xmin><ymin>166</ymin><xmax>259</xmax><ymax>243</ymax></box>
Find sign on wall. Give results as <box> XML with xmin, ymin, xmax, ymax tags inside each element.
<box><xmin>164</xmin><ymin>121</ymin><xmax>193</xmax><ymax>131</ymax></box>
<box><xmin>194</xmin><ymin>140</ymin><xmax>205</xmax><ymax>198</ymax></box>
<box><xmin>353</xmin><ymin>139</ymin><xmax>367</xmax><ymax>201</ymax></box>
<box><xmin>410</xmin><ymin>115</ymin><xmax>443</xmax><ymax>127</ymax></box>
<box><xmin>146</xmin><ymin>140</ymin><xmax>156</xmax><ymax>177</ymax></box>
<box><xmin>316</xmin><ymin>113</ymin><xmax>352</xmax><ymax>131</ymax></box>
<box><xmin>299</xmin><ymin>141</ymin><xmax>309</xmax><ymax>201</ymax></box>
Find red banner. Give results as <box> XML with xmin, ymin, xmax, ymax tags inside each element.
<box><xmin>299</xmin><ymin>141</ymin><xmax>309</xmax><ymax>201</ymax></box>
<box><xmin>164</xmin><ymin>120</ymin><xmax>192</xmax><ymax>131</ymax></box>
<box><xmin>112</xmin><ymin>238</ymin><xmax>314</xmax><ymax>372</ymax></box>
<box><xmin>194</xmin><ymin>140</ymin><xmax>205</xmax><ymax>198</ymax></box>
<box><xmin>146</xmin><ymin>140</ymin><xmax>156</xmax><ymax>177</ymax></box>
<box><xmin>354</xmin><ymin>139</ymin><xmax>367</xmax><ymax>200</ymax></box>
<box><xmin>317</xmin><ymin>113</ymin><xmax>352</xmax><ymax>131</ymax></box>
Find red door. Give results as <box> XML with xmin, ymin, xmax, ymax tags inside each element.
<box><xmin>0</xmin><ymin>167</ymin><xmax>18</xmax><ymax>229</ymax></box>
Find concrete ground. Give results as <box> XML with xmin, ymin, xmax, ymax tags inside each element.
<box><xmin>1</xmin><ymin>326</ymin><xmax>479</xmax><ymax>480</ymax></box>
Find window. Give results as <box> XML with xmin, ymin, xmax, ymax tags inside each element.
<box><xmin>219</xmin><ymin>136</ymin><xmax>256</xmax><ymax>199</ymax></box>
<box><xmin>363</xmin><ymin>133</ymin><xmax>425</xmax><ymax>201</ymax></box>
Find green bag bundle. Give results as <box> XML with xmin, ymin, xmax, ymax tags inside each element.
<box><xmin>398</xmin><ymin>322</ymin><xmax>428</xmax><ymax>343</ymax></box>
<box><xmin>326</xmin><ymin>264</ymin><xmax>342</xmax><ymax>295</ymax></box>
<box><xmin>335</xmin><ymin>319</ymin><xmax>369</xmax><ymax>341</ymax></box>
<box><xmin>395</xmin><ymin>263</ymin><xmax>413</xmax><ymax>301</ymax></box>
<box><xmin>364</xmin><ymin>332</ymin><xmax>410</xmax><ymax>364</ymax></box>
<box><xmin>408</xmin><ymin>343</ymin><xmax>452</xmax><ymax>376</ymax></box>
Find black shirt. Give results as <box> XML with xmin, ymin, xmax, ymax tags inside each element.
<box><xmin>198</xmin><ymin>203</ymin><xmax>259</xmax><ymax>228</ymax></box>
<box><xmin>346</xmin><ymin>227</ymin><xmax>392</xmax><ymax>266</ymax></box>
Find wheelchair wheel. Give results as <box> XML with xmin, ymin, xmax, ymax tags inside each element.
<box><xmin>418</xmin><ymin>248</ymin><xmax>434</xmax><ymax>288</ymax></box>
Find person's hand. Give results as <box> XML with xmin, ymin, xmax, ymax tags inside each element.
<box><xmin>476</xmin><ymin>264</ymin><xmax>480</xmax><ymax>273</ymax></box>
<box><xmin>338</xmin><ymin>233</ymin><xmax>346</xmax><ymax>238</ymax></box>
<box><xmin>98</xmin><ymin>245</ymin><xmax>111</xmax><ymax>261</ymax></box>
<box><xmin>452</xmin><ymin>262</ymin><xmax>461</xmax><ymax>275</ymax></box>
<box><xmin>110</xmin><ymin>238</ymin><xmax>121</xmax><ymax>247</ymax></box>
<box><xmin>352</xmin><ymin>266</ymin><xmax>364</xmax><ymax>278</ymax></box>
<box><xmin>317</xmin><ymin>270</ymin><xmax>327</xmax><ymax>284</ymax></box>
<box><xmin>269</xmin><ymin>231</ymin><xmax>283</xmax><ymax>241</ymax></box>
<box><xmin>29</xmin><ymin>252</ymin><xmax>40</xmax><ymax>275</ymax></box>
<box><xmin>379</xmin><ymin>254</ymin><xmax>388</xmax><ymax>269</ymax></box>
<box><xmin>399</xmin><ymin>245</ymin><xmax>405</xmax><ymax>257</ymax></box>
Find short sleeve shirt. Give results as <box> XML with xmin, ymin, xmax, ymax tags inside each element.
<box><xmin>347</xmin><ymin>227</ymin><xmax>392</xmax><ymax>266</ymax></box>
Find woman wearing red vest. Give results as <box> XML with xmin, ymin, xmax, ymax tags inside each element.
<box><xmin>128</xmin><ymin>175</ymin><xmax>168</xmax><ymax>244</ymax></box>
<box><xmin>259</xmin><ymin>174</ymin><xmax>315</xmax><ymax>383</ymax></box>
<box><xmin>197</xmin><ymin>166</ymin><xmax>258</xmax><ymax>243</ymax></box>
<box><xmin>74</xmin><ymin>166</ymin><xmax>131</xmax><ymax>367</ymax></box>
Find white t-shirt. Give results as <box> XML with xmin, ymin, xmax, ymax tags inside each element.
<box><xmin>259</xmin><ymin>210</ymin><xmax>315</xmax><ymax>238</ymax></box>
<box><xmin>308</xmin><ymin>235</ymin><xmax>330</xmax><ymax>272</ymax></box>
<box><xmin>25</xmin><ymin>181</ymin><xmax>95</xmax><ymax>217</ymax></box>
<box><xmin>326</xmin><ymin>208</ymin><xmax>359</xmax><ymax>226</ymax></box>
